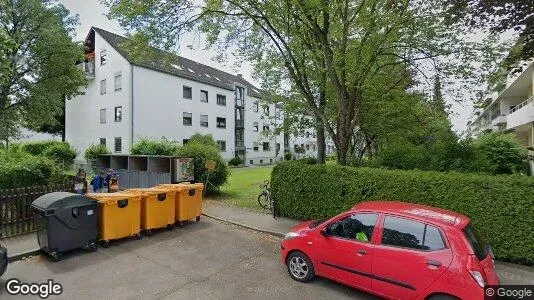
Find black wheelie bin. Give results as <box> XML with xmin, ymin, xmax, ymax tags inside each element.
<box><xmin>0</xmin><ymin>243</ymin><xmax>7</xmax><ymax>276</ymax></box>
<box><xmin>32</xmin><ymin>192</ymin><xmax>98</xmax><ymax>261</ymax></box>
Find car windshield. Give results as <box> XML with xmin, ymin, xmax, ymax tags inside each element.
<box><xmin>309</xmin><ymin>217</ymin><xmax>329</xmax><ymax>229</ymax></box>
<box><xmin>463</xmin><ymin>223</ymin><xmax>489</xmax><ymax>261</ymax></box>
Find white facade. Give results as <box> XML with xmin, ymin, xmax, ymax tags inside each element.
<box><xmin>469</xmin><ymin>61</ymin><xmax>534</xmax><ymax>174</ymax></box>
<box><xmin>66</xmin><ymin>28</ymin><xmax>319</xmax><ymax>166</ymax></box>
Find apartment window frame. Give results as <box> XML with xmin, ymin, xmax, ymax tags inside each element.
<box><xmin>263</xmin><ymin>125</ymin><xmax>270</xmax><ymax>132</ymax></box>
<box><xmin>253</xmin><ymin>122</ymin><xmax>259</xmax><ymax>132</ymax></box>
<box><xmin>200</xmin><ymin>114</ymin><xmax>209</xmax><ymax>127</ymax></box>
<box><xmin>183</xmin><ymin>112</ymin><xmax>193</xmax><ymax>126</ymax></box>
<box><xmin>263</xmin><ymin>142</ymin><xmax>270</xmax><ymax>151</ymax></box>
<box><xmin>253</xmin><ymin>102</ymin><xmax>259</xmax><ymax>112</ymax></box>
<box><xmin>100</xmin><ymin>49</ymin><xmax>107</xmax><ymax>66</ymax></box>
<box><xmin>100</xmin><ymin>79</ymin><xmax>107</xmax><ymax>95</ymax></box>
<box><xmin>217</xmin><ymin>94</ymin><xmax>226</xmax><ymax>106</ymax></box>
<box><xmin>217</xmin><ymin>140</ymin><xmax>226</xmax><ymax>152</ymax></box>
<box><xmin>183</xmin><ymin>86</ymin><xmax>192</xmax><ymax>99</ymax></box>
<box><xmin>183</xmin><ymin>139</ymin><xmax>190</xmax><ymax>146</ymax></box>
<box><xmin>200</xmin><ymin>90</ymin><xmax>208</xmax><ymax>103</ymax></box>
<box><xmin>264</xmin><ymin>106</ymin><xmax>270</xmax><ymax>116</ymax></box>
<box><xmin>99</xmin><ymin>138</ymin><xmax>106</xmax><ymax>146</ymax></box>
<box><xmin>114</xmin><ymin>137</ymin><xmax>122</xmax><ymax>153</ymax></box>
<box><xmin>114</xmin><ymin>106</ymin><xmax>122</xmax><ymax>122</ymax></box>
<box><xmin>100</xmin><ymin>108</ymin><xmax>106</xmax><ymax>124</ymax></box>
<box><xmin>114</xmin><ymin>72</ymin><xmax>122</xmax><ymax>91</ymax></box>
<box><xmin>216</xmin><ymin>117</ymin><xmax>226</xmax><ymax>129</ymax></box>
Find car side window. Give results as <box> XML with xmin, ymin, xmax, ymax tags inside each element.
<box><xmin>327</xmin><ymin>213</ymin><xmax>378</xmax><ymax>242</ymax></box>
<box><xmin>382</xmin><ymin>216</ymin><xmax>446</xmax><ymax>251</ymax></box>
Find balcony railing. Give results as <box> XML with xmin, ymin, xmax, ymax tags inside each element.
<box><xmin>510</xmin><ymin>96</ymin><xmax>534</xmax><ymax>114</ymax></box>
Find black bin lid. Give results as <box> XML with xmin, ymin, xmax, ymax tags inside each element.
<box><xmin>32</xmin><ymin>192</ymin><xmax>96</xmax><ymax>211</ymax></box>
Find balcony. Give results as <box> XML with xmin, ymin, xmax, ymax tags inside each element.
<box><xmin>235</xmin><ymin>120</ymin><xmax>244</xmax><ymax>128</ymax></box>
<box><xmin>506</xmin><ymin>96</ymin><xmax>534</xmax><ymax>130</ymax></box>
<box><xmin>77</xmin><ymin>59</ymin><xmax>95</xmax><ymax>79</ymax></box>
<box><xmin>491</xmin><ymin>114</ymin><xmax>507</xmax><ymax>126</ymax></box>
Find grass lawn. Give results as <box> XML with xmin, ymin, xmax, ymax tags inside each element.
<box><xmin>208</xmin><ymin>165</ymin><xmax>273</xmax><ymax>211</ymax></box>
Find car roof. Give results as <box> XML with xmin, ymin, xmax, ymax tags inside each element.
<box><xmin>351</xmin><ymin>201</ymin><xmax>470</xmax><ymax>229</ymax></box>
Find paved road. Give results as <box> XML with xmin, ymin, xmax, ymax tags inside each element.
<box><xmin>0</xmin><ymin>218</ymin><xmax>379</xmax><ymax>300</ymax></box>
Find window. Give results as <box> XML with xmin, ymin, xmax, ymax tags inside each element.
<box><xmin>200</xmin><ymin>114</ymin><xmax>208</xmax><ymax>127</ymax></box>
<box><xmin>327</xmin><ymin>213</ymin><xmax>378</xmax><ymax>242</ymax></box>
<box><xmin>306</xmin><ymin>144</ymin><xmax>310</xmax><ymax>150</ymax></box>
<box><xmin>114</xmin><ymin>137</ymin><xmax>122</xmax><ymax>153</ymax></box>
<box><xmin>114</xmin><ymin>72</ymin><xmax>122</xmax><ymax>91</ymax></box>
<box><xmin>264</xmin><ymin>106</ymin><xmax>270</xmax><ymax>116</ymax></box>
<box><xmin>253</xmin><ymin>122</ymin><xmax>259</xmax><ymax>132</ymax></box>
<box><xmin>382</xmin><ymin>216</ymin><xmax>425</xmax><ymax>250</ymax></box>
<box><xmin>183</xmin><ymin>86</ymin><xmax>192</xmax><ymax>99</ymax></box>
<box><xmin>263</xmin><ymin>125</ymin><xmax>270</xmax><ymax>132</ymax></box>
<box><xmin>253</xmin><ymin>146</ymin><xmax>259</xmax><ymax>151</ymax></box>
<box><xmin>100</xmin><ymin>49</ymin><xmax>107</xmax><ymax>65</ymax></box>
<box><xmin>217</xmin><ymin>140</ymin><xmax>226</xmax><ymax>151</ymax></box>
<box><xmin>114</xmin><ymin>106</ymin><xmax>122</xmax><ymax>122</ymax></box>
<box><xmin>183</xmin><ymin>139</ymin><xmax>190</xmax><ymax>145</ymax></box>
<box><xmin>235</xmin><ymin>86</ymin><xmax>245</xmax><ymax>107</ymax></box>
<box><xmin>253</xmin><ymin>102</ymin><xmax>259</xmax><ymax>112</ymax></box>
<box><xmin>263</xmin><ymin>142</ymin><xmax>270</xmax><ymax>151</ymax></box>
<box><xmin>217</xmin><ymin>94</ymin><xmax>226</xmax><ymax>106</ymax></box>
<box><xmin>99</xmin><ymin>138</ymin><xmax>106</xmax><ymax>146</ymax></box>
<box><xmin>424</xmin><ymin>225</ymin><xmax>446</xmax><ymax>251</ymax></box>
<box><xmin>260</xmin><ymin>159</ymin><xmax>263</xmax><ymax>164</ymax></box>
<box><xmin>100</xmin><ymin>79</ymin><xmax>107</xmax><ymax>95</ymax></box>
<box><xmin>216</xmin><ymin>117</ymin><xmax>226</xmax><ymax>128</ymax></box>
<box><xmin>100</xmin><ymin>108</ymin><xmax>106</xmax><ymax>124</ymax></box>
<box><xmin>200</xmin><ymin>90</ymin><xmax>208</xmax><ymax>102</ymax></box>
<box><xmin>183</xmin><ymin>112</ymin><xmax>192</xmax><ymax>126</ymax></box>
<box><xmin>306</xmin><ymin>132</ymin><xmax>310</xmax><ymax>138</ymax></box>
<box><xmin>249</xmin><ymin>160</ymin><xmax>253</xmax><ymax>165</ymax></box>
<box><xmin>463</xmin><ymin>224</ymin><xmax>489</xmax><ymax>260</ymax></box>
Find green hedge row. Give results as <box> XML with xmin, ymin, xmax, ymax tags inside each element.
<box><xmin>271</xmin><ymin>162</ymin><xmax>534</xmax><ymax>265</ymax></box>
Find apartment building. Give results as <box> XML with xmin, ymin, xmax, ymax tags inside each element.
<box><xmin>66</xmin><ymin>27</ymin><xmax>319</xmax><ymax>166</ymax></box>
<box><xmin>468</xmin><ymin>61</ymin><xmax>534</xmax><ymax>173</ymax></box>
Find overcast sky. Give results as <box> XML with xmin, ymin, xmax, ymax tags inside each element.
<box><xmin>60</xmin><ymin>0</ymin><xmax>479</xmax><ymax>134</ymax></box>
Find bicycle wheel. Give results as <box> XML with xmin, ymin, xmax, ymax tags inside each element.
<box><xmin>258</xmin><ymin>193</ymin><xmax>269</xmax><ymax>209</ymax></box>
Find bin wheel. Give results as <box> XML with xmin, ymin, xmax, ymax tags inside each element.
<box><xmin>196</xmin><ymin>216</ymin><xmax>201</xmax><ymax>222</ymax></box>
<box><xmin>135</xmin><ymin>233</ymin><xmax>143</xmax><ymax>240</ymax></box>
<box><xmin>50</xmin><ymin>251</ymin><xmax>62</xmax><ymax>262</ymax></box>
<box><xmin>102</xmin><ymin>241</ymin><xmax>110</xmax><ymax>248</ymax></box>
<box><xmin>167</xmin><ymin>224</ymin><xmax>175</xmax><ymax>231</ymax></box>
<box><xmin>87</xmin><ymin>243</ymin><xmax>98</xmax><ymax>252</ymax></box>
<box><xmin>146</xmin><ymin>230</ymin><xmax>152</xmax><ymax>237</ymax></box>
<box><xmin>178</xmin><ymin>221</ymin><xmax>185</xmax><ymax>228</ymax></box>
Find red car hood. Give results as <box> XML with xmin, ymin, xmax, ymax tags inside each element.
<box><xmin>289</xmin><ymin>220</ymin><xmax>315</xmax><ymax>234</ymax></box>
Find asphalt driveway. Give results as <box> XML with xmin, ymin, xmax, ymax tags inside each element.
<box><xmin>0</xmin><ymin>218</ymin><xmax>379</xmax><ymax>300</ymax></box>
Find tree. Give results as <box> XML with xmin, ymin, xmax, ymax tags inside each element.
<box><xmin>0</xmin><ymin>0</ymin><xmax>87</xmax><ymax>138</ymax></box>
<box><xmin>105</xmin><ymin>0</ymin><xmax>505</xmax><ymax>165</ymax></box>
<box><xmin>472</xmin><ymin>132</ymin><xmax>530</xmax><ymax>175</ymax></box>
<box><xmin>445</xmin><ymin>0</ymin><xmax>534</xmax><ymax>65</ymax></box>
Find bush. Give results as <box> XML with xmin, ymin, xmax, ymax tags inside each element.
<box><xmin>228</xmin><ymin>157</ymin><xmax>242</xmax><ymax>166</ymax></box>
<box><xmin>21</xmin><ymin>141</ymin><xmax>62</xmax><ymax>156</ymax></box>
<box><xmin>472</xmin><ymin>132</ymin><xmax>530</xmax><ymax>175</ymax></box>
<box><xmin>297</xmin><ymin>157</ymin><xmax>318</xmax><ymax>165</ymax></box>
<box><xmin>271</xmin><ymin>162</ymin><xmax>534</xmax><ymax>265</ymax></box>
<box><xmin>131</xmin><ymin>138</ymin><xmax>180</xmax><ymax>155</ymax></box>
<box><xmin>176</xmin><ymin>135</ymin><xmax>229</xmax><ymax>193</ymax></box>
<box><xmin>84</xmin><ymin>144</ymin><xmax>111</xmax><ymax>161</ymax></box>
<box><xmin>0</xmin><ymin>148</ymin><xmax>67</xmax><ymax>189</ymax></box>
<box><xmin>284</xmin><ymin>152</ymin><xmax>293</xmax><ymax>161</ymax></box>
<box><xmin>42</xmin><ymin>142</ymin><xmax>77</xmax><ymax>169</ymax></box>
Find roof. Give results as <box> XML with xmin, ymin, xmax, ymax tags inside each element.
<box><xmin>352</xmin><ymin>201</ymin><xmax>470</xmax><ymax>228</ymax></box>
<box><xmin>91</xmin><ymin>27</ymin><xmax>263</xmax><ymax>98</ymax></box>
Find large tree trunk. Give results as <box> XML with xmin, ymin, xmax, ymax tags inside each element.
<box><xmin>316</xmin><ymin>116</ymin><xmax>326</xmax><ymax>164</ymax></box>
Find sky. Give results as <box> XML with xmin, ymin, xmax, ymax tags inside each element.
<box><xmin>60</xmin><ymin>0</ymin><xmax>482</xmax><ymax>134</ymax></box>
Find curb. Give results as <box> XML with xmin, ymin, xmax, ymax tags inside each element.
<box><xmin>8</xmin><ymin>249</ymin><xmax>41</xmax><ymax>263</ymax></box>
<box><xmin>202</xmin><ymin>213</ymin><xmax>285</xmax><ymax>239</ymax></box>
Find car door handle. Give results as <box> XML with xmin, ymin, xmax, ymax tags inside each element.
<box><xmin>426</xmin><ymin>260</ymin><xmax>442</xmax><ymax>267</ymax></box>
<box><xmin>357</xmin><ymin>250</ymin><xmax>367</xmax><ymax>255</ymax></box>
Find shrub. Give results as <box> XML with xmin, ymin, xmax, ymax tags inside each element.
<box><xmin>228</xmin><ymin>157</ymin><xmax>242</xmax><ymax>166</ymax></box>
<box><xmin>297</xmin><ymin>157</ymin><xmax>318</xmax><ymax>164</ymax></box>
<box><xmin>21</xmin><ymin>141</ymin><xmax>62</xmax><ymax>156</ymax></box>
<box><xmin>42</xmin><ymin>142</ymin><xmax>77</xmax><ymax>169</ymax></box>
<box><xmin>176</xmin><ymin>135</ymin><xmax>229</xmax><ymax>193</ymax></box>
<box><xmin>271</xmin><ymin>162</ymin><xmax>534</xmax><ymax>265</ymax></box>
<box><xmin>0</xmin><ymin>148</ymin><xmax>67</xmax><ymax>189</ymax></box>
<box><xmin>472</xmin><ymin>132</ymin><xmax>530</xmax><ymax>175</ymax></box>
<box><xmin>84</xmin><ymin>144</ymin><xmax>111</xmax><ymax>161</ymax></box>
<box><xmin>284</xmin><ymin>152</ymin><xmax>293</xmax><ymax>161</ymax></box>
<box><xmin>131</xmin><ymin>138</ymin><xmax>180</xmax><ymax>155</ymax></box>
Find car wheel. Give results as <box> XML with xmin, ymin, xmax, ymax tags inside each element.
<box><xmin>287</xmin><ymin>252</ymin><xmax>315</xmax><ymax>282</ymax></box>
<box><xmin>428</xmin><ymin>294</ymin><xmax>459</xmax><ymax>300</ymax></box>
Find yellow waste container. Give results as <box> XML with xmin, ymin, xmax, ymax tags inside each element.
<box><xmin>86</xmin><ymin>192</ymin><xmax>142</xmax><ymax>247</ymax></box>
<box><xmin>157</xmin><ymin>183</ymin><xmax>204</xmax><ymax>227</ymax></box>
<box><xmin>125</xmin><ymin>188</ymin><xmax>175</xmax><ymax>236</ymax></box>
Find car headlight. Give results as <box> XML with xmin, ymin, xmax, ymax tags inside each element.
<box><xmin>284</xmin><ymin>232</ymin><xmax>300</xmax><ymax>240</ymax></box>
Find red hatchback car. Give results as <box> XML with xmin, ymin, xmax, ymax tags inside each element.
<box><xmin>281</xmin><ymin>201</ymin><xmax>499</xmax><ymax>300</ymax></box>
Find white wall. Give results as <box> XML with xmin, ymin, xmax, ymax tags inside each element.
<box><xmin>132</xmin><ymin>66</ymin><xmax>235</xmax><ymax>160</ymax></box>
<box><xmin>66</xmin><ymin>31</ymin><xmax>132</xmax><ymax>160</ymax></box>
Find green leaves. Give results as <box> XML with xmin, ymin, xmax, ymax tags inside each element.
<box><xmin>272</xmin><ymin>161</ymin><xmax>534</xmax><ymax>265</ymax></box>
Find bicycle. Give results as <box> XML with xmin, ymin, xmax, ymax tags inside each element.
<box><xmin>258</xmin><ymin>180</ymin><xmax>274</xmax><ymax>214</ymax></box>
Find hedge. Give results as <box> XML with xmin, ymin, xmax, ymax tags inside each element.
<box><xmin>271</xmin><ymin>162</ymin><xmax>534</xmax><ymax>265</ymax></box>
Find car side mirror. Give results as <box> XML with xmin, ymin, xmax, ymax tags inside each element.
<box><xmin>320</xmin><ymin>227</ymin><xmax>330</xmax><ymax>237</ymax></box>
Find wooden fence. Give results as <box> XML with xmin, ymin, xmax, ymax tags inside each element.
<box><xmin>0</xmin><ymin>183</ymin><xmax>71</xmax><ymax>238</ymax></box>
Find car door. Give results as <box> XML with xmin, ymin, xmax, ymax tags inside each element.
<box><xmin>372</xmin><ymin>215</ymin><xmax>453</xmax><ymax>300</ymax></box>
<box><xmin>316</xmin><ymin>212</ymin><xmax>379</xmax><ymax>292</ymax></box>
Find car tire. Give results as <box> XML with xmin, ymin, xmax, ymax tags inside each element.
<box><xmin>286</xmin><ymin>252</ymin><xmax>315</xmax><ymax>283</ymax></box>
<box><xmin>428</xmin><ymin>294</ymin><xmax>459</xmax><ymax>300</ymax></box>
